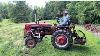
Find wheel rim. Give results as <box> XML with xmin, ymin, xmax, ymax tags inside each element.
<box><xmin>55</xmin><ymin>34</ymin><xmax>68</xmax><ymax>47</ymax></box>
<box><xmin>27</xmin><ymin>40</ymin><xmax>35</xmax><ymax>48</ymax></box>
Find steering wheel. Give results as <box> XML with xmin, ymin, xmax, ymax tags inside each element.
<box><xmin>56</xmin><ymin>17</ymin><xmax>60</xmax><ymax>23</ymax></box>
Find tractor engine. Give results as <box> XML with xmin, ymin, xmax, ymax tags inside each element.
<box><xmin>24</xmin><ymin>22</ymin><xmax>53</xmax><ymax>48</ymax></box>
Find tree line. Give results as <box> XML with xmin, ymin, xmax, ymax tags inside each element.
<box><xmin>0</xmin><ymin>1</ymin><xmax>100</xmax><ymax>24</ymax></box>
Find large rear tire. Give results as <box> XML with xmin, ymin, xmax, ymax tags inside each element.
<box><xmin>51</xmin><ymin>30</ymin><xmax>73</xmax><ymax>50</ymax></box>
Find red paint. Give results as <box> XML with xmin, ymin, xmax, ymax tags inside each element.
<box><xmin>56</xmin><ymin>35</ymin><xmax>67</xmax><ymax>45</ymax></box>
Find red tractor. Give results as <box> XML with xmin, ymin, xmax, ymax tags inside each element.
<box><xmin>24</xmin><ymin>19</ymin><xmax>86</xmax><ymax>50</ymax></box>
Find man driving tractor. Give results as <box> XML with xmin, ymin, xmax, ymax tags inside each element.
<box><xmin>57</xmin><ymin>10</ymin><xmax>71</xmax><ymax>26</ymax></box>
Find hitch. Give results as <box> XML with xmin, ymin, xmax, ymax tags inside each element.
<box><xmin>74</xmin><ymin>37</ymin><xmax>86</xmax><ymax>45</ymax></box>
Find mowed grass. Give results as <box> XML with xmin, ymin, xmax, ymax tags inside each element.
<box><xmin>0</xmin><ymin>19</ymin><xmax>100</xmax><ymax>56</ymax></box>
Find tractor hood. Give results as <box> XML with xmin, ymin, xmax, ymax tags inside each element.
<box><xmin>24</xmin><ymin>22</ymin><xmax>52</xmax><ymax>27</ymax></box>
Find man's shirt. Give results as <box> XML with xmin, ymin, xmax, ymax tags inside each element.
<box><xmin>59</xmin><ymin>15</ymin><xmax>70</xmax><ymax>26</ymax></box>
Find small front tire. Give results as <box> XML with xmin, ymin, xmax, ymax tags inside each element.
<box><xmin>25</xmin><ymin>38</ymin><xmax>36</xmax><ymax>48</ymax></box>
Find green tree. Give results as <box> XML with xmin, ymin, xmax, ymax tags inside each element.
<box><xmin>44</xmin><ymin>1</ymin><xmax>67</xmax><ymax>20</ymax></box>
<box><xmin>66</xmin><ymin>1</ymin><xmax>100</xmax><ymax>24</ymax></box>
<box><xmin>11</xmin><ymin>1</ymin><xmax>32</xmax><ymax>23</ymax></box>
<box><xmin>0</xmin><ymin>3</ymin><xmax>9</xmax><ymax>19</ymax></box>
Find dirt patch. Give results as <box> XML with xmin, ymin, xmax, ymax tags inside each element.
<box><xmin>94</xmin><ymin>26</ymin><xmax>100</xmax><ymax>38</ymax></box>
<box><xmin>92</xmin><ymin>25</ymin><xmax>100</xmax><ymax>38</ymax></box>
<box><xmin>84</xmin><ymin>24</ymin><xmax>100</xmax><ymax>38</ymax></box>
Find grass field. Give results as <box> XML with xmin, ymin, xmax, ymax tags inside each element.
<box><xmin>0</xmin><ymin>19</ymin><xmax>100</xmax><ymax>56</ymax></box>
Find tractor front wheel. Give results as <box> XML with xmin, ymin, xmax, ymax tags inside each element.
<box><xmin>25</xmin><ymin>37</ymin><xmax>36</xmax><ymax>48</ymax></box>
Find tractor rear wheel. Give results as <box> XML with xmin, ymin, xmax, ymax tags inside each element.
<box><xmin>51</xmin><ymin>30</ymin><xmax>73</xmax><ymax>50</ymax></box>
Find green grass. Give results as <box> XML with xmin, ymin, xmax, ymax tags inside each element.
<box><xmin>0</xmin><ymin>19</ymin><xmax>100</xmax><ymax>56</ymax></box>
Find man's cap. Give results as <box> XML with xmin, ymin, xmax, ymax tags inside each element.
<box><xmin>63</xmin><ymin>10</ymin><xmax>68</xmax><ymax>14</ymax></box>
